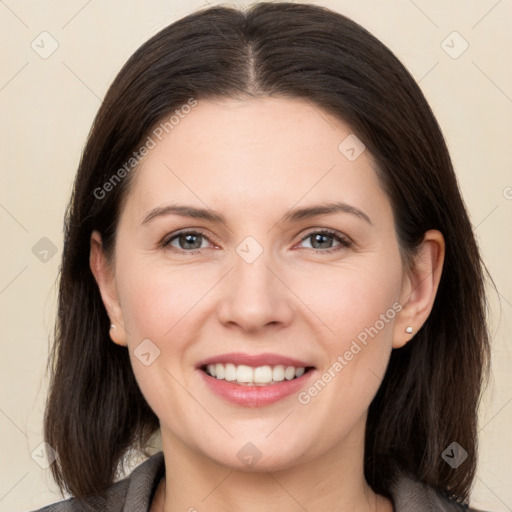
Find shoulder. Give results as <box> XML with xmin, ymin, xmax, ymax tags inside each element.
<box><xmin>29</xmin><ymin>451</ymin><xmax>165</xmax><ymax>512</ymax></box>
<box><xmin>390</xmin><ymin>471</ymin><xmax>490</xmax><ymax>512</ymax></box>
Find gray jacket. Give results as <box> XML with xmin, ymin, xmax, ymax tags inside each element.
<box><xmin>31</xmin><ymin>451</ymin><xmax>487</xmax><ymax>512</ymax></box>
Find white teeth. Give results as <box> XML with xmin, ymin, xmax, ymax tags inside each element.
<box><xmin>284</xmin><ymin>366</ymin><xmax>296</xmax><ymax>380</ymax></box>
<box><xmin>224</xmin><ymin>363</ymin><xmax>237</xmax><ymax>381</ymax></box>
<box><xmin>236</xmin><ymin>365</ymin><xmax>253</xmax><ymax>383</ymax></box>
<box><xmin>272</xmin><ymin>365</ymin><xmax>285</xmax><ymax>381</ymax></box>
<box><xmin>253</xmin><ymin>365</ymin><xmax>273</xmax><ymax>384</ymax></box>
<box><xmin>204</xmin><ymin>363</ymin><xmax>308</xmax><ymax>385</ymax></box>
<box><xmin>215</xmin><ymin>363</ymin><xmax>225</xmax><ymax>379</ymax></box>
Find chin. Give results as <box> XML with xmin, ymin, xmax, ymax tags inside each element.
<box><xmin>199</xmin><ymin>436</ymin><xmax>312</xmax><ymax>473</ymax></box>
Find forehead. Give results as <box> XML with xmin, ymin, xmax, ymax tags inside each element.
<box><xmin>122</xmin><ymin>97</ymin><xmax>391</xmax><ymax>226</ymax></box>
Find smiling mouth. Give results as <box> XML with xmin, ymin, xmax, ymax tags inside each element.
<box><xmin>201</xmin><ymin>363</ymin><xmax>315</xmax><ymax>386</ymax></box>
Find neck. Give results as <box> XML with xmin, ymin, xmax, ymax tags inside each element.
<box><xmin>153</xmin><ymin>418</ymin><xmax>393</xmax><ymax>512</ymax></box>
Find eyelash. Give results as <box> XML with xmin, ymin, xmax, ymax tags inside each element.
<box><xmin>161</xmin><ymin>228</ymin><xmax>352</xmax><ymax>255</ymax></box>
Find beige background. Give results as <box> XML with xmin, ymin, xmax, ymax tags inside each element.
<box><xmin>1</xmin><ymin>0</ymin><xmax>511</xmax><ymax>510</ymax></box>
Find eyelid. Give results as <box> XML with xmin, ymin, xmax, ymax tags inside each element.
<box><xmin>161</xmin><ymin>227</ymin><xmax>353</xmax><ymax>253</ymax></box>
<box><xmin>296</xmin><ymin>228</ymin><xmax>353</xmax><ymax>249</ymax></box>
<box><xmin>161</xmin><ymin>228</ymin><xmax>218</xmax><ymax>249</ymax></box>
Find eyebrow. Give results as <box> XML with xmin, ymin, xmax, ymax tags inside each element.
<box><xmin>141</xmin><ymin>201</ymin><xmax>372</xmax><ymax>227</ymax></box>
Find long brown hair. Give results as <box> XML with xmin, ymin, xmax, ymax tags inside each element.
<box><xmin>44</xmin><ymin>2</ymin><xmax>492</xmax><ymax>506</ymax></box>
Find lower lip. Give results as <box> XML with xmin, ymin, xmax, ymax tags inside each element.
<box><xmin>198</xmin><ymin>369</ymin><xmax>315</xmax><ymax>407</ymax></box>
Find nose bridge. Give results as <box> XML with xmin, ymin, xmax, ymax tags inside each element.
<box><xmin>234</xmin><ymin>246</ymin><xmax>274</xmax><ymax>294</ymax></box>
<box><xmin>217</xmin><ymin>235</ymin><xmax>293</xmax><ymax>330</ymax></box>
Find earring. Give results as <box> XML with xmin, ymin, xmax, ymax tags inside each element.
<box><xmin>110</xmin><ymin>324</ymin><xmax>116</xmax><ymax>329</ymax></box>
<box><xmin>405</xmin><ymin>326</ymin><xmax>413</xmax><ymax>334</ymax></box>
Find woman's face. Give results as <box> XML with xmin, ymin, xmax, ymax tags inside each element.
<box><xmin>94</xmin><ymin>97</ymin><xmax>413</xmax><ymax>471</ymax></box>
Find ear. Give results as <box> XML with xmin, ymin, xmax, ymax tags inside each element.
<box><xmin>89</xmin><ymin>230</ymin><xmax>127</xmax><ymax>347</ymax></box>
<box><xmin>393</xmin><ymin>229</ymin><xmax>445</xmax><ymax>349</ymax></box>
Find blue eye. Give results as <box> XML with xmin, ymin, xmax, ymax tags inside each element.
<box><xmin>161</xmin><ymin>228</ymin><xmax>352</xmax><ymax>255</ymax></box>
<box><xmin>163</xmin><ymin>231</ymin><xmax>211</xmax><ymax>253</ymax></box>
<box><xmin>298</xmin><ymin>230</ymin><xmax>352</xmax><ymax>253</ymax></box>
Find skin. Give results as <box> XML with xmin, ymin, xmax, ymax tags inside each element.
<box><xmin>90</xmin><ymin>97</ymin><xmax>445</xmax><ymax>512</ymax></box>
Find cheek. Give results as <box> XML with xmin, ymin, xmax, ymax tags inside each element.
<box><xmin>116</xmin><ymin>262</ymin><xmax>201</xmax><ymax>424</ymax></box>
<box><xmin>291</xmin><ymin>256</ymin><xmax>402</xmax><ymax>350</ymax></box>
<box><xmin>291</xmin><ymin>255</ymin><xmax>401</xmax><ymax>416</ymax></box>
<box><xmin>114</xmin><ymin>258</ymin><xmax>213</xmax><ymax>404</ymax></box>
<box><xmin>116</xmin><ymin>259</ymin><xmax>205</xmax><ymax>342</ymax></box>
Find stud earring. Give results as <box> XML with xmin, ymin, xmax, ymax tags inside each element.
<box><xmin>110</xmin><ymin>324</ymin><xmax>116</xmax><ymax>329</ymax></box>
<box><xmin>405</xmin><ymin>326</ymin><xmax>413</xmax><ymax>334</ymax></box>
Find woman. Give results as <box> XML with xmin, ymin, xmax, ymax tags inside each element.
<box><xmin>33</xmin><ymin>2</ymin><xmax>492</xmax><ymax>511</ymax></box>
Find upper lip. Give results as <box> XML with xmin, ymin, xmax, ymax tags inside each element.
<box><xmin>196</xmin><ymin>352</ymin><xmax>314</xmax><ymax>369</ymax></box>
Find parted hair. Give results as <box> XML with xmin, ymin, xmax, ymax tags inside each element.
<box><xmin>44</xmin><ymin>1</ymin><xmax>492</xmax><ymax>507</ymax></box>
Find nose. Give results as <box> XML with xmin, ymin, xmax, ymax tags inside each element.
<box><xmin>216</xmin><ymin>248</ymin><xmax>295</xmax><ymax>333</ymax></box>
